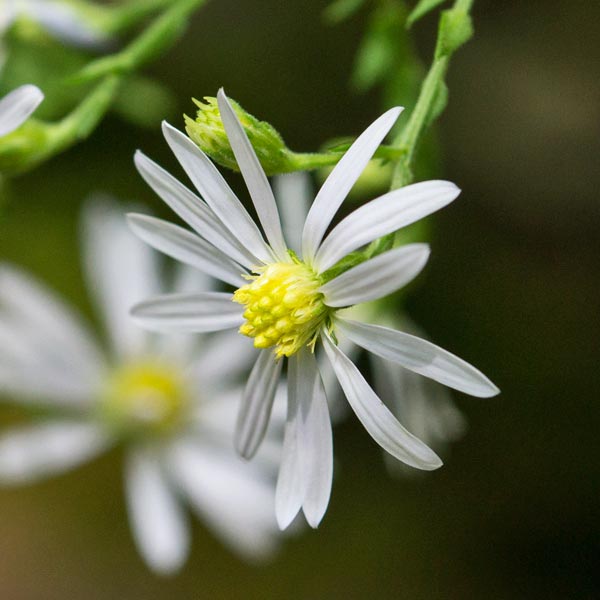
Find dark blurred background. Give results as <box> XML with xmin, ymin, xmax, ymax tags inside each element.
<box><xmin>0</xmin><ymin>0</ymin><xmax>599</xmax><ymax>598</ymax></box>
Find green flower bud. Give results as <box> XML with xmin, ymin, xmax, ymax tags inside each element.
<box><xmin>185</xmin><ymin>97</ymin><xmax>296</xmax><ymax>175</ymax></box>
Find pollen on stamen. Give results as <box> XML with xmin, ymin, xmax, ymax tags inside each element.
<box><xmin>232</xmin><ymin>260</ymin><xmax>330</xmax><ymax>358</ymax></box>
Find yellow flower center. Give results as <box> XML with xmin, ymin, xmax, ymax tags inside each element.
<box><xmin>101</xmin><ymin>360</ymin><xmax>188</xmax><ymax>437</ymax></box>
<box><xmin>233</xmin><ymin>260</ymin><xmax>330</xmax><ymax>358</ymax></box>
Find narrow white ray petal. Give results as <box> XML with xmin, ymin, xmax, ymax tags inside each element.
<box><xmin>134</xmin><ymin>151</ymin><xmax>257</xmax><ymax>268</ymax></box>
<box><xmin>124</xmin><ymin>447</ymin><xmax>189</xmax><ymax>575</ymax></box>
<box><xmin>320</xmin><ymin>244</ymin><xmax>430</xmax><ymax>307</ymax></box>
<box><xmin>162</xmin><ymin>122</ymin><xmax>273</xmax><ymax>263</ymax></box>
<box><xmin>371</xmin><ymin>353</ymin><xmax>466</xmax><ymax>448</ymax></box>
<box><xmin>0</xmin><ymin>263</ymin><xmax>105</xmax><ymax>382</ymax></box>
<box><xmin>297</xmin><ymin>350</ymin><xmax>333</xmax><ymax>529</ymax></box>
<box><xmin>275</xmin><ymin>356</ymin><xmax>306</xmax><ymax>530</ymax></box>
<box><xmin>0</xmin><ymin>422</ymin><xmax>109</xmax><ymax>485</ymax></box>
<box><xmin>322</xmin><ymin>332</ymin><xmax>442</xmax><ymax>469</ymax></box>
<box><xmin>274</xmin><ymin>172</ymin><xmax>312</xmax><ymax>255</ymax></box>
<box><xmin>127</xmin><ymin>214</ymin><xmax>246</xmax><ymax>288</ymax></box>
<box><xmin>82</xmin><ymin>198</ymin><xmax>160</xmax><ymax>360</ymax></box>
<box><xmin>337</xmin><ymin>319</ymin><xmax>500</xmax><ymax>398</ymax></box>
<box><xmin>301</xmin><ymin>107</ymin><xmax>403</xmax><ymax>262</ymax></box>
<box><xmin>0</xmin><ymin>85</ymin><xmax>44</xmax><ymax>137</ymax></box>
<box><xmin>131</xmin><ymin>292</ymin><xmax>243</xmax><ymax>333</ymax></box>
<box><xmin>168</xmin><ymin>440</ymin><xmax>279</xmax><ymax>561</ymax></box>
<box><xmin>235</xmin><ymin>349</ymin><xmax>283</xmax><ymax>459</ymax></box>
<box><xmin>314</xmin><ymin>180</ymin><xmax>460</xmax><ymax>273</ymax></box>
<box><xmin>217</xmin><ymin>89</ymin><xmax>288</xmax><ymax>260</ymax></box>
<box><xmin>0</xmin><ymin>357</ymin><xmax>98</xmax><ymax>407</ymax></box>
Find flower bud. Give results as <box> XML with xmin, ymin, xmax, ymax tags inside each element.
<box><xmin>185</xmin><ymin>96</ymin><xmax>295</xmax><ymax>175</ymax></box>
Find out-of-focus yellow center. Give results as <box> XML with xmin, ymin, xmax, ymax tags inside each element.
<box><xmin>233</xmin><ymin>260</ymin><xmax>329</xmax><ymax>358</ymax></box>
<box><xmin>101</xmin><ymin>361</ymin><xmax>187</xmax><ymax>436</ymax></box>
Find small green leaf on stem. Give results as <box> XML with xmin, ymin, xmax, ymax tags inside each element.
<box><xmin>406</xmin><ymin>0</ymin><xmax>448</xmax><ymax>29</ymax></box>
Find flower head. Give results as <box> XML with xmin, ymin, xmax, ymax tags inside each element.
<box><xmin>130</xmin><ymin>88</ymin><xmax>499</xmax><ymax>530</ymax></box>
<box><xmin>0</xmin><ymin>199</ymin><xmax>283</xmax><ymax>573</ymax></box>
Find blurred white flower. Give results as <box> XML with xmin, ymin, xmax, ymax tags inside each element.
<box><xmin>0</xmin><ymin>84</ymin><xmax>43</xmax><ymax>137</ymax></box>
<box><xmin>129</xmin><ymin>88</ymin><xmax>499</xmax><ymax>530</ymax></box>
<box><xmin>1</xmin><ymin>0</ymin><xmax>111</xmax><ymax>48</ymax></box>
<box><xmin>0</xmin><ymin>198</ymin><xmax>283</xmax><ymax>574</ymax></box>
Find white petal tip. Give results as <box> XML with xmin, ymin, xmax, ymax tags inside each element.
<box><xmin>476</xmin><ymin>383</ymin><xmax>501</xmax><ymax>398</ymax></box>
<box><xmin>23</xmin><ymin>85</ymin><xmax>44</xmax><ymax>105</ymax></box>
<box><xmin>276</xmin><ymin>511</ymin><xmax>298</xmax><ymax>531</ymax></box>
<box><xmin>304</xmin><ymin>513</ymin><xmax>325</xmax><ymax>529</ymax></box>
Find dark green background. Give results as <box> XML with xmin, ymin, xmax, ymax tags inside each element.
<box><xmin>0</xmin><ymin>1</ymin><xmax>598</xmax><ymax>598</ymax></box>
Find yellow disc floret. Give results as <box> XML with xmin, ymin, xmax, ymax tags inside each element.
<box><xmin>233</xmin><ymin>260</ymin><xmax>330</xmax><ymax>358</ymax></box>
<box><xmin>101</xmin><ymin>360</ymin><xmax>188</xmax><ymax>437</ymax></box>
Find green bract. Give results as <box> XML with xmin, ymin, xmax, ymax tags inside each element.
<box><xmin>185</xmin><ymin>96</ymin><xmax>296</xmax><ymax>176</ymax></box>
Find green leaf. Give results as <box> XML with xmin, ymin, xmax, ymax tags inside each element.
<box><xmin>406</xmin><ymin>0</ymin><xmax>448</xmax><ymax>28</ymax></box>
<box><xmin>323</xmin><ymin>0</ymin><xmax>368</xmax><ymax>24</ymax></box>
<box><xmin>435</xmin><ymin>8</ymin><xmax>474</xmax><ymax>58</ymax></box>
<box><xmin>351</xmin><ymin>2</ymin><xmax>421</xmax><ymax>100</ymax></box>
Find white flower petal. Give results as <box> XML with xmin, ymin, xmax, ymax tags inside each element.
<box><xmin>297</xmin><ymin>350</ymin><xmax>333</xmax><ymax>528</ymax></box>
<box><xmin>336</xmin><ymin>319</ymin><xmax>500</xmax><ymax>398</ymax></box>
<box><xmin>320</xmin><ymin>244</ymin><xmax>430</xmax><ymax>307</ymax></box>
<box><xmin>322</xmin><ymin>332</ymin><xmax>442</xmax><ymax>470</ymax></box>
<box><xmin>314</xmin><ymin>180</ymin><xmax>460</xmax><ymax>273</ymax></box>
<box><xmin>0</xmin><ymin>263</ymin><xmax>105</xmax><ymax>384</ymax></box>
<box><xmin>124</xmin><ymin>447</ymin><xmax>189</xmax><ymax>575</ymax></box>
<box><xmin>127</xmin><ymin>213</ymin><xmax>246</xmax><ymax>288</ymax></box>
<box><xmin>274</xmin><ymin>172</ymin><xmax>312</xmax><ymax>255</ymax></box>
<box><xmin>301</xmin><ymin>107</ymin><xmax>403</xmax><ymax>262</ymax></box>
<box><xmin>131</xmin><ymin>292</ymin><xmax>242</xmax><ymax>333</ymax></box>
<box><xmin>275</xmin><ymin>356</ymin><xmax>307</xmax><ymax>530</ymax></box>
<box><xmin>0</xmin><ymin>84</ymin><xmax>44</xmax><ymax>137</ymax></box>
<box><xmin>0</xmin><ymin>422</ymin><xmax>109</xmax><ymax>485</ymax></box>
<box><xmin>168</xmin><ymin>440</ymin><xmax>279</xmax><ymax>561</ymax></box>
<box><xmin>217</xmin><ymin>89</ymin><xmax>288</xmax><ymax>260</ymax></box>
<box><xmin>370</xmin><ymin>354</ymin><xmax>466</xmax><ymax>448</ymax></box>
<box><xmin>82</xmin><ymin>198</ymin><xmax>160</xmax><ymax>359</ymax></box>
<box><xmin>134</xmin><ymin>150</ymin><xmax>257</xmax><ymax>268</ymax></box>
<box><xmin>162</xmin><ymin>122</ymin><xmax>273</xmax><ymax>264</ymax></box>
<box><xmin>235</xmin><ymin>349</ymin><xmax>283</xmax><ymax>459</ymax></box>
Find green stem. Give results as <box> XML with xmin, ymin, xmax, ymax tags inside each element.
<box><xmin>390</xmin><ymin>0</ymin><xmax>474</xmax><ymax>189</ymax></box>
<box><xmin>69</xmin><ymin>0</ymin><xmax>207</xmax><ymax>85</ymax></box>
<box><xmin>46</xmin><ymin>76</ymin><xmax>122</xmax><ymax>153</ymax></box>
<box><xmin>288</xmin><ymin>144</ymin><xmax>404</xmax><ymax>171</ymax></box>
<box><xmin>98</xmin><ymin>0</ymin><xmax>177</xmax><ymax>34</ymax></box>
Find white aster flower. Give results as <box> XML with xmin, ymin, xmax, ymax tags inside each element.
<box><xmin>129</xmin><ymin>89</ymin><xmax>499</xmax><ymax>530</ymax></box>
<box><xmin>0</xmin><ymin>198</ymin><xmax>282</xmax><ymax>574</ymax></box>
<box><xmin>0</xmin><ymin>84</ymin><xmax>43</xmax><ymax>137</ymax></box>
<box><xmin>1</xmin><ymin>0</ymin><xmax>111</xmax><ymax>49</ymax></box>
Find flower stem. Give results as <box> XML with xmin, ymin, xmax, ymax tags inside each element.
<box><xmin>390</xmin><ymin>0</ymin><xmax>474</xmax><ymax>189</ymax></box>
<box><xmin>68</xmin><ymin>0</ymin><xmax>208</xmax><ymax>85</ymax></box>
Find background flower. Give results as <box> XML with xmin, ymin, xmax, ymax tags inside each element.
<box><xmin>0</xmin><ymin>198</ymin><xmax>283</xmax><ymax>574</ymax></box>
